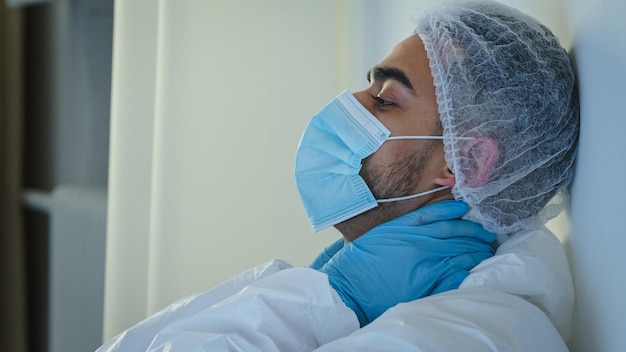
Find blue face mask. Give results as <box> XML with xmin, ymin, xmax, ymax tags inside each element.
<box><xmin>295</xmin><ymin>90</ymin><xmax>453</xmax><ymax>232</ymax></box>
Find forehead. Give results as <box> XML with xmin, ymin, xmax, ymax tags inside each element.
<box><xmin>377</xmin><ymin>35</ymin><xmax>434</xmax><ymax>95</ymax></box>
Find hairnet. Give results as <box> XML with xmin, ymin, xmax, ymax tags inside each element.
<box><xmin>414</xmin><ymin>0</ymin><xmax>579</xmax><ymax>240</ymax></box>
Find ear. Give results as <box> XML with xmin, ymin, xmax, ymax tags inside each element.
<box><xmin>461</xmin><ymin>137</ymin><xmax>499</xmax><ymax>187</ymax></box>
<box><xmin>433</xmin><ymin>168</ymin><xmax>456</xmax><ymax>187</ymax></box>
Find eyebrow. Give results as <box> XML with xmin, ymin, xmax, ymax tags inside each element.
<box><xmin>366</xmin><ymin>65</ymin><xmax>415</xmax><ymax>93</ymax></box>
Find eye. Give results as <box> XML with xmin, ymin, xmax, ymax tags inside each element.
<box><xmin>372</xmin><ymin>95</ymin><xmax>394</xmax><ymax>108</ymax></box>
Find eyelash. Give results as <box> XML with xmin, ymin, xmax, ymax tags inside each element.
<box><xmin>372</xmin><ymin>95</ymin><xmax>394</xmax><ymax>108</ymax></box>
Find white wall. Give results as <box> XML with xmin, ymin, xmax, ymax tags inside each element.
<box><xmin>144</xmin><ymin>0</ymin><xmax>341</xmax><ymax>311</ymax></box>
<box><xmin>106</xmin><ymin>0</ymin><xmax>341</xmax><ymax>338</ymax></box>
<box><xmin>494</xmin><ymin>1</ymin><xmax>626</xmax><ymax>350</ymax></box>
<box><xmin>566</xmin><ymin>0</ymin><xmax>626</xmax><ymax>351</ymax></box>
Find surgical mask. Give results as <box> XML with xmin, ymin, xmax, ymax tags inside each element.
<box><xmin>295</xmin><ymin>90</ymin><xmax>453</xmax><ymax>232</ymax></box>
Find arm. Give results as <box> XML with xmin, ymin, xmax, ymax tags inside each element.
<box><xmin>146</xmin><ymin>268</ymin><xmax>358</xmax><ymax>351</ymax></box>
<box><xmin>97</xmin><ymin>262</ymin><xmax>358</xmax><ymax>352</ymax></box>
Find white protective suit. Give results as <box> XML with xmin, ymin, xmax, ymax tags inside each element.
<box><xmin>98</xmin><ymin>227</ymin><xmax>573</xmax><ymax>351</ymax></box>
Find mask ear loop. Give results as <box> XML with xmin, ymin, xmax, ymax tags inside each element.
<box><xmin>376</xmin><ymin>186</ymin><xmax>450</xmax><ymax>203</ymax></box>
<box><xmin>386</xmin><ymin>136</ymin><xmax>474</xmax><ymax>141</ymax></box>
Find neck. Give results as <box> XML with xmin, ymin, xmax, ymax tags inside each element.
<box><xmin>334</xmin><ymin>212</ymin><xmax>381</xmax><ymax>242</ymax></box>
<box><xmin>334</xmin><ymin>201</ymin><xmax>407</xmax><ymax>242</ymax></box>
<box><xmin>335</xmin><ymin>191</ymin><xmax>455</xmax><ymax>242</ymax></box>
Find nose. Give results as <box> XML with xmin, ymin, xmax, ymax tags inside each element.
<box><xmin>352</xmin><ymin>90</ymin><xmax>374</xmax><ymax>115</ymax></box>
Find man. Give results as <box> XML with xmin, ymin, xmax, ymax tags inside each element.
<box><xmin>98</xmin><ymin>0</ymin><xmax>578</xmax><ymax>350</ymax></box>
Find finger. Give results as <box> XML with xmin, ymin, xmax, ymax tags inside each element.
<box><xmin>308</xmin><ymin>238</ymin><xmax>345</xmax><ymax>269</ymax></box>
<box><xmin>324</xmin><ymin>237</ymin><xmax>346</xmax><ymax>257</ymax></box>
<box><xmin>417</xmin><ymin>219</ymin><xmax>496</xmax><ymax>243</ymax></box>
<box><xmin>446</xmin><ymin>250</ymin><xmax>495</xmax><ymax>272</ymax></box>
<box><xmin>431</xmin><ymin>269</ymin><xmax>470</xmax><ymax>295</ymax></box>
<box><xmin>391</xmin><ymin>200</ymin><xmax>468</xmax><ymax>226</ymax></box>
<box><xmin>431</xmin><ymin>250</ymin><xmax>495</xmax><ymax>294</ymax></box>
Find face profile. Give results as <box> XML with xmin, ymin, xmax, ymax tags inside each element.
<box><xmin>335</xmin><ymin>35</ymin><xmax>455</xmax><ymax>240</ymax></box>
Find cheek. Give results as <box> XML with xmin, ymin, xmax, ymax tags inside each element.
<box><xmin>361</xmin><ymin>141</ymin><xmax>412</xmax><ymax>171</ymax></box>
<box><xmin>423</xmin><ymin>143</ymin><xmax>448</xmax><ymax>174</ymax></box>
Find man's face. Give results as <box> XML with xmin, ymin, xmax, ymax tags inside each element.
<box><xmin>336</xmin><ymin>35</ymin><xmax>453</xmax><ymax>240</ymax></box>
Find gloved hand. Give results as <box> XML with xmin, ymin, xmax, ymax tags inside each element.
<box><xmin>308</xmin><ymin>238</ymin><xmax>345</xmax><ymax>270</ymax></box>
<box><xmin>317</xmin><ymin>200</ymin><xmax>496</xmax><ymax>327</ymax></box>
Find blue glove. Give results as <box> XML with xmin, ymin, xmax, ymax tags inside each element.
<box><xmin>308</xmin><ymin>238</ymin><xmax>345</xmax><ymax>270</ymax></box>
<box><xmin>317</xmin><ymin>200</ymin><xmax>496</xmax><ymax>326</ymax></box>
